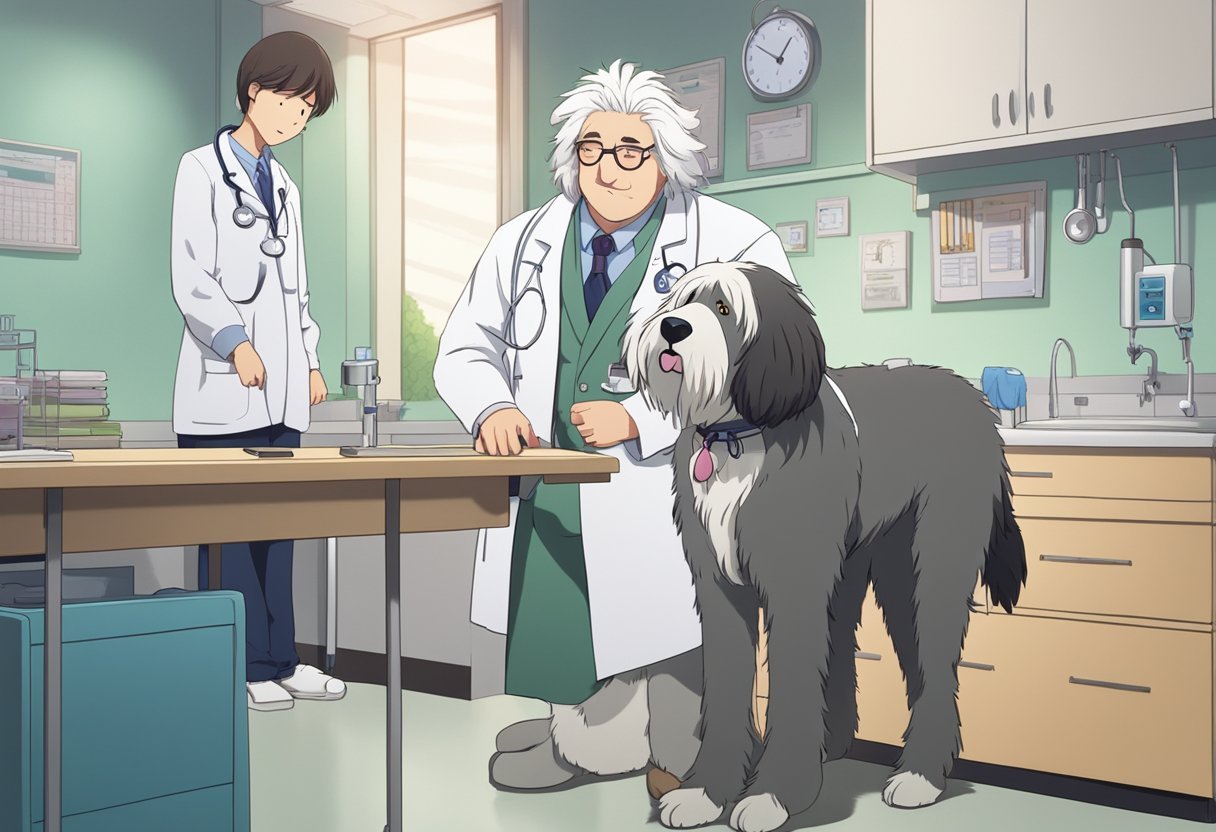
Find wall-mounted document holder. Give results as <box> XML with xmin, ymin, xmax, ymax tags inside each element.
<box><xmin>931</xmin><ymin>180</ymin><xmax>1046</xmax><ymax>303</ymax></box>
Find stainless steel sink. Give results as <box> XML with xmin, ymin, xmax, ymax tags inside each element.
<box><xmin>1017</xmin><ymin>417</ymin><xmax>1216</xmax><ymax>432</ymax></box>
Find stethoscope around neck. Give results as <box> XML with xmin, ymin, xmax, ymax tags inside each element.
<box><xmin>213</xmin><ymin>125</ymin><xmax>290</xmax><ymax>260</ymax></box>
<box><xmin>500</xmin><ymin>201</ymin><xmax>690</xmax><ymax>351</ymax></box>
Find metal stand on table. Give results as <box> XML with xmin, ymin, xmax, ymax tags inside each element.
<box><xmin>336</xmin><ymin>349</ymin><xmax>402</xmax><ymax>831</ymax></box>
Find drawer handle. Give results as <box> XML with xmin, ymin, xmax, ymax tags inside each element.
<box><xmin>856</xmin><ymin>651</ymin><xmax>882</xmax><ymax>662</ymax></box>
<box><xmin>959</xmin><ymin>660</ymin><xmax>995</xmax><ymax>671</ymax></box>
<box><xmin>1041</xmin><ymin>554</ymin><xmax>1133</xmax><ymax>567</ymax></box>
<box><xmin>1010</xmin><ymin>470</ymin><xmax>1052</xmax><ymax>478</ymax></box>
<box><xmin>1068</xmin><ymin>675</ymin><xmax>1150</xmax><ymax>694</ymax></box>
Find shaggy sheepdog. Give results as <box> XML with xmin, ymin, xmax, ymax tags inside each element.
<box><xmin>621</xmin><ymin>262</ymin><xmax>1026</xmax><ymax>832</ymax></box>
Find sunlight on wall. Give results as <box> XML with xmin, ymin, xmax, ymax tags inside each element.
<box><xmin>402</xmin><ymin>15</ymin><xmax>499</xmax><ymax>336</ymax></box>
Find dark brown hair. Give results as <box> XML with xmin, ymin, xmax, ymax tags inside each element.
<box><xmin>237</xmin><ymin>31</ymin><xmax>336</xmax><ymax>118</ymax></box>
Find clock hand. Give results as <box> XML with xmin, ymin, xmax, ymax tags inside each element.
<box><xmin>754</xmin><ymin>43</ymin><xmax>781</xmax><ymax>60</ymax></box>
<box><xmin>778</xmin><ymin>37</ymin><xmax>793</xmax><ymax>60</ymax></box>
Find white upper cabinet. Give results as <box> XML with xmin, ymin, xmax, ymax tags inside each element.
<box><xmin>1026</xmin><ymin>0</ymin><xmax>1213</xmax><ymax>135</ymax></box>
<box><xmin>868</xmin><ymin>0</ymin><xmax>1216</xmax><ymax>178</ymax></box>
<box><xmin>871</xmin><ymin>0</ymin><xmax>1027</xmax><ymax>156</ymax></box>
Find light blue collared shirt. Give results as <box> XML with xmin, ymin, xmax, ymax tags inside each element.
<box><xmin>227</xmin><ymin>134</ymin><xmax>274</xmax><ymax>191</ymax></box>
<box><xmin>578</xmin><ymin>197</ymin><xmax>663</xmax><ymax>285</ymax></box>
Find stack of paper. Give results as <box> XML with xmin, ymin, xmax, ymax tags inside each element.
<box><xmin>0</xmin><ymin>448</ymin><xmax>74</xmax><ymax>462</ymax></box>
<box><xmin>25</xmin><ymin>371</ymin><xmax>121</xmax><ymax>449</ymax></box>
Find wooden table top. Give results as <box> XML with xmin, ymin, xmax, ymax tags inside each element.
<box><xmin>0</xmin><ymin>446</ymin><xmax>618</xmax><ymax>489</ymax></box>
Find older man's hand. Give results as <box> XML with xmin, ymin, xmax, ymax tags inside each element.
<box><xmin>476</xmin><ymin>408</ymin><xmax>539</xmax><ymax>456</ymax></box>
<box><xmin>570</xmin><ymin>401</ymin><xmax>638</xmax><ymax>448</ymax></box>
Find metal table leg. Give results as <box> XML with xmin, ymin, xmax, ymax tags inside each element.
<box><xmin>44</xmin><ymin>488</ymin><xmax>63</xmax><ymax>832</ymax></box>
<box><xmin>384</xmin><ymin>480</ymin><xmax>402</xmax><ymax>832</ymax></box>
<box><xmin>326</xmin><ymin>537</ymin><xmax>338</xmax><ymax>673</ymax></box>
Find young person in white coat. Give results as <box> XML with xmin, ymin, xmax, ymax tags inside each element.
<box><xmin>170</xmin><ymin>31</ymin><xmax>345</xmax><ymax>712</ymax></box>
<box><xmin>434</xmin><ymin>60</ymin><xmax>794</xmax><ymax>796</ymax></box>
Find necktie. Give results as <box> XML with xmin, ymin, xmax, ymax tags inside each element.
<box><xmin>255</xmin><ymin>156</ymin><xmax>276</xmax><ymax>233</ymax></box>
<box><xmin>584</xmin><ymin>233</ymin><xmax>616</xmax><ymax>321</ymax></box>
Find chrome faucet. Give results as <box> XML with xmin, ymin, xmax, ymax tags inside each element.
<box><xmin>1049</xmin><ymin>338</ymin><xmax>1076</xmax><ymax>419</ymax></box>
<box><xmin>1129</xmin><ymin>340</ymin><xmax>1159</xmax><ymax>407</ymax></box>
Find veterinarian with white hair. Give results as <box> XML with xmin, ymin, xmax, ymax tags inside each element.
<box><xmin>434</xmin><ymin>59</ymin><xmax>794</xmax><ymax>795</ymax></box>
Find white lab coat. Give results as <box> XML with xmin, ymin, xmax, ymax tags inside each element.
<box><xmin>434</xmin><ymin>189</ymin><xmax>794</xmax><ymax>680</ymax></box>
<box><xmin>169</xmin><ymin>136</ymin><xmax>320</xmax><ymax>435</ymax></box>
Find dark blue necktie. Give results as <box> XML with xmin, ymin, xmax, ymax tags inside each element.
<box><xmin>255</xmin><ymin>155</ymin><xmax>276</xmax><ymax>233</ymax></box>
<box><xmin>584</xmin><ymin>233</ymin><xmax>616</xmax><ymax>320</ymax></box>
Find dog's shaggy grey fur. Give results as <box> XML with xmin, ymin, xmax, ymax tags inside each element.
<box><xmin>623</xmin><ymin>262</ymin><xmax>1027</xmax><ymax>831</ymax></box>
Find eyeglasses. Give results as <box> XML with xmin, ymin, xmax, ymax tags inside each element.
<box><xmin>576</xmin><ymin>140</ymin><xmax>655</xmax><ymax>171</ymax></box>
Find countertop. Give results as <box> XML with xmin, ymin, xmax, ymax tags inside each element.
<box><xmin>999</xmin><ymin>427</ymin><xmax>1216</xmax><ymax>450</ymax></box>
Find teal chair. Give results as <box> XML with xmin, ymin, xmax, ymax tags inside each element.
<box><xmin>0</xmin><ymin>592</ymin><xmax>250</xmax><ymax>831</ymax></box>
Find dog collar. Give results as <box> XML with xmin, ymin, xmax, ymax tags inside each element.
<box><xmin>692</xmin><ymin>419</ymin><xmax>763</xmax><ymax>483</ymax></box>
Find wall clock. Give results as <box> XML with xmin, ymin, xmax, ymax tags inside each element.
<box><xmin>742</xmin><ymin>3</ymin><xmax>821</xmax><ymax>101</ymax></box>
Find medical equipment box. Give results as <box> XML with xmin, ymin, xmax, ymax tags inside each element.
<box><xmin>0</xmin><ymin>592</ymin><xmax>250</xmax><ymax>832</ymax></box>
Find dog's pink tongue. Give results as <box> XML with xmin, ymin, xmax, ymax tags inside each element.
<box><xmin>660</xmin><ymin>352</ymin><xmax>684</xmax><ymax>373</ymax></box>
<box><xmin>693</xmin><ymin>444</ymin><xmax>715</xmax><ymax>483</ymax></box>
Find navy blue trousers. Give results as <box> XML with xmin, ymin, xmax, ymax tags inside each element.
<box><xmin>177</xmin><ymin>424</ymin><xmax>301</xmax><ymax>683</ymax></box>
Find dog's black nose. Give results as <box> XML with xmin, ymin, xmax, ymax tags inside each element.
<box><xmin>661</xmin><ymin>316</ymin><xmax>692</xmax><ymax>344</ymax></box>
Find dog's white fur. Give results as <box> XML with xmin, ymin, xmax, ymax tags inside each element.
<box><xmin>730</xmin><ymin>794</ymin><xmax>790</xmax><ymax>832</ymax></box>
<box><xmin>550</xmin><ymin>670</ymin><xmax>651</xmax><ymax>775</ymax></box>
<box><xmin>659</xmin><ymin>787</ymin><xmax>724</xmax><ymax>828</ymax></box>
<box><xmin>689</xmin><ymin>432</ymin><xmax>764</xmax><ymax>586</ymax></box>
<box><xmin>882</xmin><ymin>771</ymin><xmax>943</xmax><ymax>808</ymax></box>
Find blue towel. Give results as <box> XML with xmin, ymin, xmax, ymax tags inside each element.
<box><xmin>982</xmin><ymin>367</ymin><xmax>1027</xmax><ymax>410</ymax></box>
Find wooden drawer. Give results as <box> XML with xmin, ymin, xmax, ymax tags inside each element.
<box><xmin>855</xmin><ymin>589</ymin><xmax>909</xmax><ymax>746</ymax></box>
<box><xmin>855</xmin><ymin>588</ymin><xmax>991</xmax><ymax>747</ymax></box>
<box><xmin>1016</xmin><ymin>519</ymin><xmax>1212</xmax><ymax>623</ymax></box>
<box><xmin>959</xmin><ymin>613</ymin><xmax>1213</xmax><ymax>796</ymax></box>
<box><xmin>1005</xmin><ymin>451</ymin><xmax>1211</xmax><ymax>502</ymax></box>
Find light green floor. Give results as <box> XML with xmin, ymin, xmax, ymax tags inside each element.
<box><xmin>250</xmin><ymin>683</ymin><xmax>1203</xmax><ymax>831</ymax></box>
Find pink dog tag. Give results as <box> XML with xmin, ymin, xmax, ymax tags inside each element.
<box><xmin>693</xmin><ymin>441</ymin><xmax>715</xmax><ymax>483</ymax></box>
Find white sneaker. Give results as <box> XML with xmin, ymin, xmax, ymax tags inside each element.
<box><xmin>278</xmin><ymin>664</ymin><xmax>346</xmax><ymax>701</ymax></box>
<box><xmin>247</xmin><ymin>680</ymin><xmax>294</xmax><ymax>712</ymax></box>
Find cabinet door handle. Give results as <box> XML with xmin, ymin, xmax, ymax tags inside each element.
<box><xmin>1044</xmin><ymin>83</ymin><xmax>1054</xmax><ymax>119</ymax></box>
<box><xmin>1069</xmin><ymin>675</ymin><xmax>1150</xmax><ymax>694</ymax></box>
<box><xmin>959</xmin><ymin>660</ymin><xmax>995</xmax><ymax>671</ymax></box>
<box><xmin>1028</xmin><ymin>90</ymin><xmax>1036</xmax><ymax>118</ymax></box>
<box><xmin>1010</xmin><ymin>470</ymin><xmax>1052</xmax><ymax>478</ymax></box>
<box><xmin>1009</xmin><ymin>90</ymin><xmax>1018</xmax><ymax>125</ymax></box>
<box><xmin>1041</xmin><ymin>554</ymin><xmax>1133</xmax><ymax>567</ymax></box>
<box><xmin>992</xmin><ymin>93</ymin><xmax>1001</xmax><ymax>128</ymax></box>
<box><xmin>856</xmin><ymin>651</ymin><xmax>882</xmax><ymax>662</ymax></box>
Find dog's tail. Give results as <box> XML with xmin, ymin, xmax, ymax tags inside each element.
<box><xmin>982</xmin><ymin>480</ymin><xmax>1027</xmax><ymax>613</ymax></box>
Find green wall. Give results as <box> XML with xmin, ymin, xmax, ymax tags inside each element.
<box><xmin>526</xmin><ymin>0</ymin><xmax>1216</xmax><ymax>380</ymax></box>
<box><xmin>0</xmin><ymin>0</ymin><xmax>259</xmax><ymax>420</ymax></box>
<box><xmin>0</xmin><ymin>0</ymin><xmax>370</xmax><ymax>420</ymax></box>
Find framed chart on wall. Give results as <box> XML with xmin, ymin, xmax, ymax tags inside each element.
<box><xmin>661</xmin><ymin>58</ymin><xmax>725</xmax><ymax>178</ymax></box>
<box><xmin>0</xmin><ymin>138</ymin><xmax>81</xmax><ymax>254</ymax></box>
<box><xmin>930</xmin><ymin>180</ymin><xmax>1046</xmax><ymax>303</ymax></box>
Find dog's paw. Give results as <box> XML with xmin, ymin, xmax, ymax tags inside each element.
<box><xmin>882</xmin><ymin>771</ymin><xmax>943</xmax><ymax>808</ymax></box>
<box><xmin>659</xmin><ymin>787</ymin><xmax>725</xmax><ymax>828</ymax></box>
<box><xmin>729</xmin><ymin>794</ymin><xmax>789</xmax><ymax>832</ymax></box>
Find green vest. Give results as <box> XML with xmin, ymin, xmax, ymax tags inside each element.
<box><xmin>503</xmin><ymin>201</ymin><xmax>665</xmax><ymax>705</ymax></box>
<box><xmin>552</xmin><ymin>200</ymin><xmax>666</xmax><ymax>447</ymax></box>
